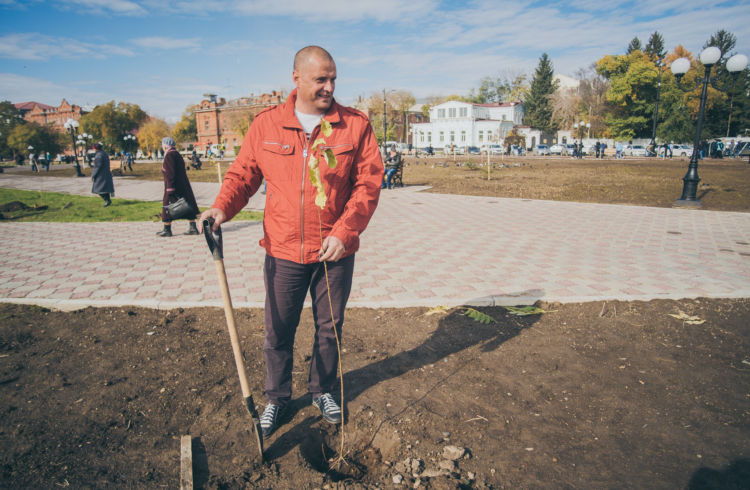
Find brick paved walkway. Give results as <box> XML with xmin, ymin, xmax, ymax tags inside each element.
<box><xmin>2</xmin><ymin>174</ymin><xmax>750</xmax><ymax>310</ymax></box>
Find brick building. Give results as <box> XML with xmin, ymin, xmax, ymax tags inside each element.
<box><xmin>14</xmin><ymin>99</ymin><xmax>87</xmax><ymax>132</ymax></box>
<box><xmin>194</xmin><ymin>91</ymin><xmax>284</xmax><ymax>154</ymax></box>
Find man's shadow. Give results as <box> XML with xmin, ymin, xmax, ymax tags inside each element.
<box><xmin>265</xmin><ymin>290</ymin><xmax>545</xmax><ymax>462</ymax></box>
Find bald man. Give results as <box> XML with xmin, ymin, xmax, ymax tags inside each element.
<box><xmin>201</xmin><ymin>46</ymin><xmax>384</xmax><ymax>438</ymax></box>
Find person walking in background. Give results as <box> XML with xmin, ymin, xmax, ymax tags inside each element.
<box><xmin>157</xmin><ymin>137</ymin><xmax>199</xmax><ymax>237</ymax></box>
<box><xmin>91</xmin><ymin>142</ymin><xmax>114</xmax><ymax>207</ymax></box>
<box><xmin>200</xmin><ymin>45</ymin><xmax>383</xmax><ymax>439</ymax></box>
<box><xmin>615</xmin><ymin>141</ymin><xmax>623</xmax><ymax>159</ymax></box>
<box><xmin>600</xmin><ymin>141</ymin><xmax>606</xmax><ymax>158</ymax></box>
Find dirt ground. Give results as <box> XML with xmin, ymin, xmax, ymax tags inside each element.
<box><xmin>1</xmin><ymin>299</ymin><xmax>749</xmax><ymax>489</ymax></box>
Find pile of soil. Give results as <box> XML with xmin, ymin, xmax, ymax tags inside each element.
<box><xmin>1</xmin><ymin>299</ymin><xmax>749</xmax><ymax>488</ymax></box>
<box><xmin>0</xmin><ymin>201</ymin><xmax>47</xmax><ymax>220</ymax></box>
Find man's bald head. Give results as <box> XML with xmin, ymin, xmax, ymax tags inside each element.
<box><xmin>293</xmin><ymin>46</ymin><xmax>334</xmax><ymax>71</ymax></box>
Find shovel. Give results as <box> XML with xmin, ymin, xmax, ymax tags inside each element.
<box><xmin>203</xmin><ymin>218</ymin><xmax>264</xmax><ymax>462</ymax></box>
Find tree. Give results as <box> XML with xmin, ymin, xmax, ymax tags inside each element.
<box><xmin>467</xmin><ymin>72</ymin><xmax>528</xmax><ymax>104</ymax></box>
<box><xmin>223</xmin><ymin>105</ymin><xmax>265</xmax><ymax>143</ymax></box>
<box><xmin>7</xmin><ymin>121</ymin><xmax>66</xmax><ymax>157</ymax></box>
<box><xmin>549</xmin><ymin>87</ymin><xmax>581</xmax><ymax>130</ymax></box>
<box><xmin>0</xmin><ymin>101</ymin><xmax>25</xmax><ymax>158</ymax></box>
<box><xmin>79</xmin><ymin>101</ymin><xmax>148</xmax><ymax>150</ymax></box>
<box><xmin>645</xmin><ymin>32</ymin><xmax>666</xmax><ymax>61</ymax></box>
<box><xmin>703</xmin><ymin>29</ymin><xmax>737</xmax><ymax>58</ymax></box>
<box><xmin>523</xmin><ymin>53</ymin><xmax>559</xmax><ymax>132</ymax></box>
<box><xmin>577</xmin><ymin>65</ymin><xmax>610</xmax><ymax>137</ymax></box>
<box><xmin>701</xmin><ymin>29</ymin><xmax>748</xmax><ymax>137</ymax></box>
<box><xmin>172</xmin><ymin>105</ymin><xmax>197</xmax><ymax>146</ymax></box>
<box><xmin>390</xmin><ymin>90</ymin><xmax>416</xmax><ymax>143</ymax></box>
<box><xmin>627</xmin><ymin>37</ymin><xmax>642</xmax><ymax>54</ymax></box>
<box><xmin>597</xmin><ymin>50</ymin><xmax>658</xmax><ymax>139</ymax></box>
<box><xmin>137</xmin><ymin>118</ymin><xmax>170</xmax><ymax>155</ymax></box>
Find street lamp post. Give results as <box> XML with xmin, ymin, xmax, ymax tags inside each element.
<box><xmin>670</xmin><ymin>47</ymin><xmax>747</xmax><ymax>206</ymax></box>
<box><xmin>63</xmin><ymin>118</ymin><xmax>84</xmax><ymax>177</ymax></box>
<box><xmin>648</xmin><ymin>57</ymin><xmax>665</xmax><ymax>156</ymax></box>
<box><xmin>573</xmin><ymin>121</ymin><xmax>589</xmax><ymax>158</ymax></box>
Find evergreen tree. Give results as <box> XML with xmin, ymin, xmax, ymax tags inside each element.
<box><xmin>645</xmin><ymin>32</ymin><xmax>666</xmax><ymax>61</ymax></box>
<box><xmin>627</xmin><ymin>37</ymin><xmax>642</xmax><ymax>54</ymax></box>
<box><xmin>703</xmin><ymin>29</ymin><xmax>736</xmax><ymax>58</ymax></box>
<box><xmin>523</xmin><ymin>53</ymin><xmax>559</xmax><ymax>132</ymax></box>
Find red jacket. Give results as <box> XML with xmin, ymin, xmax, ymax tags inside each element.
<box><xmin>213</xmin><ymin>90</ymin><xmax>384</xmax><ymax>264</ymax></box>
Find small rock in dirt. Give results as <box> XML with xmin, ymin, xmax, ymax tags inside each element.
<box><xmin>467</xmin><ymin>471</ymin><xmax>476</xmax><ymax>480</ymax></box>
<box><xmin>393</xmin><ymin>474</ymin><xmax>404</xmax><ymax>484</ymax></box>
<box><xmin>442</xmin><ymin>445</ymin><xmax>466</xmax><ymax>461</ymax></box>
<box><xmin>438</xmin><ymin>460</ymin><xmax>456</xmax><ymax>472</ymax></box>
<box><xmin>420</xmin><ymin>468</ymin><xmax>446</xmax><ymax>478</ymax></box>
<box><xmin>442</xmin><ymin>432</ymin><xmax>451</xmax><ymax>438</ymax></box>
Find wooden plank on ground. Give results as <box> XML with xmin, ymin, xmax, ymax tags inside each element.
<box><xmin>180</xmin><ymin>435</ymin><xmax>193</xmax><ymax>490</ymax></box>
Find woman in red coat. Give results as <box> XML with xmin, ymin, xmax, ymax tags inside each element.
<box><xmin>157</xmin><ymin>137</ymin><xmax>199</xmax><ymax>237</ymax></box>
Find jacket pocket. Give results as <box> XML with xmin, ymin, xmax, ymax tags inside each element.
<box><xmin>321</xmin><ymin>143</ymin><xmax>354</xmax><ymax>174</ymax></box>
<box><xmin>261</xmin><ymin>140</ymin><xmax>296</xmax><ymax>183</ymax></box>
<box><xmin>262</xmin><ymin>141</ymin><xmax>294</xmax><ymax>155</ymax></box>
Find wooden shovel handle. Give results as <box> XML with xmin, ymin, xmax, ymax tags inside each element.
<box><xmin>214</xmin><ymin>259</ymin><xmax>251</xmax><ymax>399</ymax></box>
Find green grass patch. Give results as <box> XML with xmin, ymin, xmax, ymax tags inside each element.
<box><xmin>0</xmin><ymin>188</ymin><xmax>263</xmax><ymax>222</ymax></box>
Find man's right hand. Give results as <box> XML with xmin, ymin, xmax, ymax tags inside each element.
<box><xmin>199</xmin><ymin>208</ymin><xmax>227</xmax><ymax>232</ymax></box>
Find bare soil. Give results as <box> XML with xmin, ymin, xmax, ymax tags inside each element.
<box><xmin>2</xmin><ymin>300</ymin><xmax>749</xmax><ymax>489</ymax></box>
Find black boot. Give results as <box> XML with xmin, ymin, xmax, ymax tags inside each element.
<box><xmin>156</xmin><ymin>225</ymin><xmax>172</xmax><ymax>237</ymax></box>
<box><xmin>184</xmin><ymin>222</ymin><xmax>199</xmax><ymax>235</ymax></box>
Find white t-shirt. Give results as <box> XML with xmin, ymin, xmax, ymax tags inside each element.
<box><xmin>295</xmin><ymin>109</ymin><xmax>323</xmax><ymax>137</ymax></box>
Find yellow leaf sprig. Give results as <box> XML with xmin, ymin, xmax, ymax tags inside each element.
<box><xmin>308</xmin><ymin>119</ymin><xmax>338</xmax><ymax>209</ymax></box>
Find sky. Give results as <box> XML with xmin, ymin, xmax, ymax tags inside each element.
<box><xmin>1</xmin><ymin>0</ymin><xmax>749</xmax><ymax>123</ymax></box>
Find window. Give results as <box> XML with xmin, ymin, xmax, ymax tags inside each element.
<box><xmin>204</xmin><ymin>120</ymin><xmax>210</xmax><ymax>129</ymax></box>
<box><xmin>459</xmin><ymin>107</ymin><xmax>467</xmax><ymax>117</ymax></box>
<box><xmin>461</xmin><ymin>131</ymin><xmax>466</xmax><ymax>142</ymax></box>
<box><xmin>450</xmin><ymin>131</ymin><xmax>455</xmax><ymax>142</ymax></box>
<box><xmin>420</xmin><ymin>132</ymin><xmax>424</xmax><ymax>142</ymax></box>
<box><xmin>478</xmin><ymin>131</ymin><xmax>484</xmax><ymax>142</ymax></box>
<box><xmin>439</xmin><ymin>131</ymin><xmax>444</xmax><ymax>142</ymax></box>
<box><xmin>428</xmin><ymin>132</ymin><xmax>432</xmax><ymax>142</ymax></box>
<box><xmin>502</xmin><ymin>114</ymin><xmax>506</xmax><ymax>121</ymax></box>
<box><xmin>448</xmin><ymin>108</ymin><xmax>456</xmax><ymax>118</ymax></box>
<box><xmin>437</xmin><ymin>109</ymin><xmax>445</xmax><ymax>118</ymax></box>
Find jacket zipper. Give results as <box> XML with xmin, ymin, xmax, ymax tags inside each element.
<box><xmin>300</xmin><ymin>145</ymin><xmax>307</xmax><ymax>263</ymax></box>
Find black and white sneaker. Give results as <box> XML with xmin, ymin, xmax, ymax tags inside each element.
<box><xmin>259</xmin><ymin>403</ymin><xmax>285</xmax><ymax>439</ymax></box>
<box><xmin>312</xmin><ymin>393</ymin><xmax>342</xmax><ymax>424</ymax></box>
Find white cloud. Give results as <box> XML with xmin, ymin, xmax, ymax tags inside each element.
<box><xmin>131</xmin><ymin>36</ymin><xmax>201</xmax><ymax>49</ymax></box>
<box><xmin>171</xmin><ymin>0</ymin><xmax>438</xmax><ymax>21</ymax></box>
<box><xmin>57</xmin><ymin>0</ymin><xmax>146</xmax><ymax>15</ymax></box>
<box><xmin>0</xmin><ymin>33</ymin><xmax>134</xmax><ymax>60</ymax></box>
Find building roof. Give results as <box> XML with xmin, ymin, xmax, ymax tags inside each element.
<box><xmin>473</xmin><ymin>101</ymin><xmax>521</xmax><ymax>107</ymax></box>
<box><xmin>14</xmin><ymin>101</ymin><xmax>55</xmax><ymax>111</ymax></box>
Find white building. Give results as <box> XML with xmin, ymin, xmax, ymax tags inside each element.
<box><xmin>411</xmin><ymin>100</ymin><xmax>524</xmax><ymax>150</ymax></box>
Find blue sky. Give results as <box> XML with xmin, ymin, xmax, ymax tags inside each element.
<box><xmin>1</xmin><ymin>0</ymin><xmax>749</xmax><ymax>122</ymax></box>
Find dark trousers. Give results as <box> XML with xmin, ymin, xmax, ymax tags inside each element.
<box><xmin>99</xmin><ymin>193</ymin><xmax>110</xmax><ymax>203</ymax></box>
<box><xmin>263</xmin><ymin>253</ymin><xmax>354</xmax><ymax>405</ymax></box>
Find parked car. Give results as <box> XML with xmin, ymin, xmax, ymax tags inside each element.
<box><xmin>564</xmin><ymin>144</ymin><xmax>577</xmax><ymax>156</ymax></box>
<box><xmin>535</xmin><ymin>144</ymin><xmax>550</xmax><ymax>155</ymax></box>
<box><xmin>418</xmin><ymin>145</ymin><xmax>434</xmax><ymax>156</ymax></box>
<box><xmin>581</xmin><ymin>144</ymin><xmax>595</xmax><ymax>156</ymax></box>
<box><xmin>510</xmin><ymin>145</ymin><xmax>526</xmax><ymax>156</ymax></box>
<box><xmin>624</xmin><ymin>144</ymin><xmax>647</xmax><ymax>157</ymax></box>
<box><xmin>444</xmin><ymin>145</ymin><xmax>465</xmax><ymax>155</ymax></box>
<box><xmin>549</xmin><ymin>143</ymin><xmax>564</xmax><ymax>155</ymax></box>
<box><xmin>487</xmin><ymin>144</ymin><xmax>504</xmax><ymax>155</ymax></box>
<box><xmin>467</xmin><ymin>146</ymin><xmax>481</xmax><ymax>155</ymax></box>
<box><xmin>670</xmin><ymin>144</ymin><xmax>693</xmax><ymax>157</ymax></box>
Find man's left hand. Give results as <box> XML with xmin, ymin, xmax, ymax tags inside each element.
<box><xmin>319</xmin><ymin>235</ymin><xmax>346</xmax><ymax>262</ymax></box>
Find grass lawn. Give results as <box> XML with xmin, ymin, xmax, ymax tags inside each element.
<box><xmin>0</xmin><ymin>188</ymin><xmax>263</xmax><ymax>222</ymax></box>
